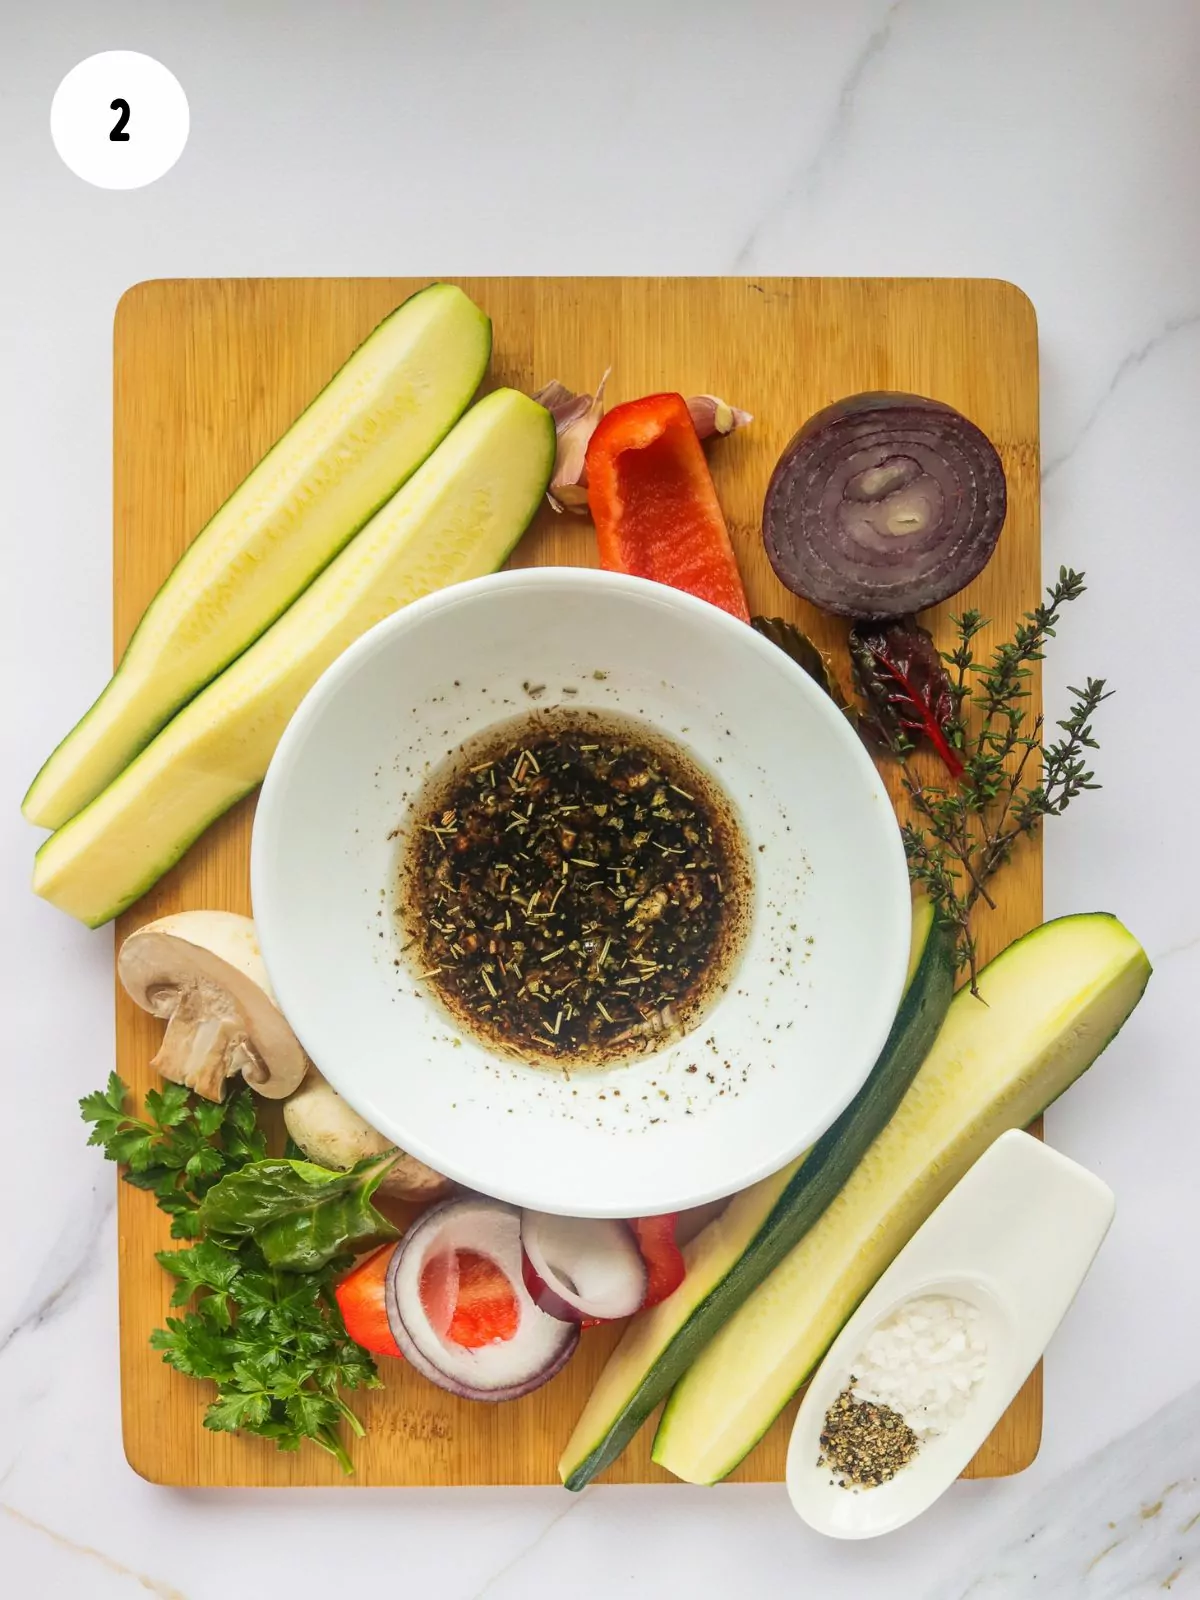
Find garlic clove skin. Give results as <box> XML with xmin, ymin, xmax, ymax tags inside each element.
<box><xmin>686</xmin><ymin>395</ymin><xmax>754</xmax><ymax>439</ymax></box>
<box><xmin>118</xmin><ymin>910</ymin><xmax>309</xmax><ymax>1101</ymax></box>
<box><xmin>547</xmin><ymin>481</ymin><xmax>592</xmax><ymax>514</ymax></box>
<box><xmin>532</xmin><ymin>380</ymin><xmax>592</xmax><ymax>433</ymax></box>
<box><xmin>533</xmin><ymin>378</ymin><xmax>751</xmax><ymax>516</ymax></box>
<box><xmin>535</xmin><ymin>369</ymin><xmax>610</xmax><ymax>515</ymax></box>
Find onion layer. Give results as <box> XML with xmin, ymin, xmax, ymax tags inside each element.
<box><xmin>521</xmin><ymin>1212</ymin><xmax>648</xmax><ymax>1323</ymax></box>
<box><xmin>762</xmin><ymin>392</ymin><xmax>1006</xmax><ymax>618</ymax></box>
<box><xmin>385</xmin><ymin>1197</ymin><xmax>578</xmax><ymax>1400</ymax></box>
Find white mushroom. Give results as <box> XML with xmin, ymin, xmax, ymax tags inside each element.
<box><xmin>118</xmin><ymin>910</ymin><xmax>308</xmax><ymax>1102</ymax></box>
<box><xmin>283</xmin><ymin>1067</ymin><xmax>454</xmax><ymax>1203</ymax></box>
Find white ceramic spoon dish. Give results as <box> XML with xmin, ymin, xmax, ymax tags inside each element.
<box><xmin>785</xmin><ymin>1129</ymin><xmax>1115</xmax><ymax>1539</ymax></box>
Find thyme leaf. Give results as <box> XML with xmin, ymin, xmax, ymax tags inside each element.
<box><xmin>897</xmin><ymin>567</ymin><xmax>1110</xmax><ymax>992</ymax></box>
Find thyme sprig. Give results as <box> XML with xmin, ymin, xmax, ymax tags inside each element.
<box><xmin>899</xmin><ymin>568</ymin><xmax>1112</xmax><ymax>991</ymax></box>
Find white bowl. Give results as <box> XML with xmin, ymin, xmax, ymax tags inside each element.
<box><xmin>251</xmin><ymin>569</ymin><xmax>910</xmax><ymax>1217</ymax></box>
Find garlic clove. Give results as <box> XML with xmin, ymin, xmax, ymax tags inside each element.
<box><xmin>532</xmin><ymin>380</ymin><xmax>592</xmax><ymax>433</ymax></box>
<box><xmin>686</xmin><ymin>395</ymin><xmax>754</xmax><ymax>439</ymax></box>
<box><xmin>547</xmin><ymin>481</ymin><xmax>592</xmax><ymax>514</ymax></box>
<box><xmin>535</xmin><ymin>369</ymin><xmax>610</xmax><ymax>515</ymax></box>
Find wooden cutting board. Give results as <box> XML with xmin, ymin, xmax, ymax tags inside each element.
<box><xmin>113</xmin><ymin>276</ymin><xmax>1042</xmax><ymax>1487</ymax></box>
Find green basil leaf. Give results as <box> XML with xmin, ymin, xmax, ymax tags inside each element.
<box><xmin>196</xmin><ymin>1155</ymin><xmax>399</xmax><ymax>1272</ymax></box>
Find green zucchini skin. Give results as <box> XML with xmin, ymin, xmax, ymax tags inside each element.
<box><xmin>32</xmin><ymin>391</ymin><xmax>555</xmax><ymax>928</ymax></box>
<box><xmin>24</xmin><ymin>283</ymin><xmax>491</xmax><ymax>830</ymax></box>
<box><xmin>561</xmin><ymin>903</ymin><xmax>956</xmax><ymax>1490</ymax></box>
<box><xmin>651</xmin><ymin>911</ymin><xmax>1151</xmax><ymax>1484</ymax></box>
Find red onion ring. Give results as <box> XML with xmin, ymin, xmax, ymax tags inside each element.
<box><xmin>521</xmin><ymin>1212</ymin><xmax>648</xmax><ymax>1323</ymax></box>
<box><xmin>384</xmin><ymin>1197</ymin><xmax>578</xmax><ymax>1401</ymax></box>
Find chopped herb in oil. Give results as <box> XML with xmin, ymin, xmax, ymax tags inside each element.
<box><xmin>402</xmin><ymin>718</ymin><xmax>745</xmax><ymax>1062</ymax></box>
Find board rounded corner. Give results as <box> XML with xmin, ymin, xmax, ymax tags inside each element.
<box><xmin>984</xmin><ymin>278</ymin><xmax>1039</xmax><ymax>339</ymax></box>
<box><xmin>122</xmin><ymin>1416</ymin><xmax>186</xmax><ymax>1488</ymax></box>
<box><xmin>113</xmin><ymin>278</ymin><xmax>173</xmax><ymax>337</ymax></box>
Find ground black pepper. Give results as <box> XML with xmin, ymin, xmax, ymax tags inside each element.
<box><xmin>818</xmin><ymin>1382</ymin><xmax>920</xmax><ymax>1489</ymax></box>
<box><xmin>400</xmin><ymin>713</ymin><xmax>746</xmax><ymax>1064</ymax></box>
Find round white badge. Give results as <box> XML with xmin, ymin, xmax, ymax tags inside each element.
<box><xmin>51</xmin><ymin>52</ymin><xmax>189</xmax><ymax>190</ymax></box>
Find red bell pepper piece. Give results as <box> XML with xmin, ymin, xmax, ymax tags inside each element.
<box><xmin>630</xmin><ymin>1213</ymin><xmax>685</xmax><ymax>1309</ymax></box>
<box><xmin>586</xmin><ymin>393</ymin><xmax>750</xmax><ymax>621</ymax></box>
<box><xmin>335</xmin><ymin>1243</ymin><xmax>404</xmax><ymax>1358</ymax></box>
<box><xmin>337</xmin><ymin>1244</ymin><xmax>521</xmax><ymax>1357</ymax></box>
<box><xmin>430</xmin><ymin>1249</ymin><xmax>520</xmax><ymax>1349</ymax></box>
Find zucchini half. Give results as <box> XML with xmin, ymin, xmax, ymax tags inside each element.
<box><xmin>559</xmin><ymin>895</ymin><xmax>956</xmax><ymax>1490</ymax></box>
<box><xmin>24</xmin><ymin>283</ymin><xmax>491</xmax><ymax>830</ymax></box>
<box><xmin>652</xmin><ymin>911</ymin><xmax>1151</xmax><ymax>1484</ymax></box>
<box><xmin>33</xmin><ymin>388</ymin><xmax>555</xmax><ymax>927</ymax></box>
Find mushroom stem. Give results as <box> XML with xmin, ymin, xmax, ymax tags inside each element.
<box><xmin>152</xmin><ymin>1003</ymin><xmax>242</xmax><ymax>1103</ymax></box>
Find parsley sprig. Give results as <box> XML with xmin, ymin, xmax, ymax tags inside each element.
<box><xmin>81</xmin><ymin>1074</ymin><xmax>267</xmax><ymax>1236</ymax></box>
<box><xmin>82</xmin><ymin>1075</ymin><xmax>381</xmax><ymax>1471</ymax></box>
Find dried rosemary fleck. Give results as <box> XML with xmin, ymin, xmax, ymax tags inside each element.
<box><xmin>401</xmin><ymin>715</ymin><xmax>747</xmax><ymax>1063</ymax></box>
<box><xmin>819</xmin><ymin>1382</ymin><xmax>920</xmax><ymax>1489</ymax></box>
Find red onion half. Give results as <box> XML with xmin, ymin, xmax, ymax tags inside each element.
<box><xmin>521</xmin><ymin>1212</ymin><xmax>648</xmax><ymax>1323</ymax></box>
<box><xmin>384</xmin><ymin>1197</ymin><xmax>578</xmax><ymax>1401</ymax></box>
<box><xmin>762</xmin><ymin>392</ymin><xmax>1007</xmax><ymax>619</ymax></box>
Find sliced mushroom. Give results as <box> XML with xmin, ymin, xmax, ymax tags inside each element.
<box><xmin>118</xmin><ymin>910</ymin><xmax>308</xmax><ymax>1102</ymax></box>
<box><xmin>283</xmin><ymin>1067</ymin><xmax>455</xmax><ymax>1203</ymax></box>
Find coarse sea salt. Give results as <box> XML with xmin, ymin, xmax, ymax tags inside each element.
<box><xmin>848</xmin><ymin>1294</ymin><xmax>987</xmax><ymax>1439</ymax></box>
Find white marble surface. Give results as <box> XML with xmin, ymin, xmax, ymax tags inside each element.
<box><xmin>3</xmin><ymin>2</ymin><xmax>1199</xmax><ymax>1595</ymax></box>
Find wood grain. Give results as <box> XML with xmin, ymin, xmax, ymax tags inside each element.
<box><xmin>112</xmin><ymin>277</ymin><xmax>1041</xmax><ymax>1487</ymax></box>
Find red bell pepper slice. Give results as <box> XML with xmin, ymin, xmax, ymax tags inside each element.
<box><xmin>424</xmin><ymin>1248</ymin><xmax>520</xmax><ymax>1349</ymax></box>
<box><xmin>586</xmin><ymin>393</ymin><xmax>750</xmax><ymax>621</ymax></box>
<box><xmin>335</xmin><ymin>1243</ymin><xmax>404</xmax><ymax>1358</ymax></box>
<box><xmin>337</xmin><ymin>1243</ymin><xmax>521</xmax><ymax>1357</ymax></box>
<box><xmin>630</xmin><ymin>1213</ymin><xmax>685</xmax><ymax>1309</ymax></box>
